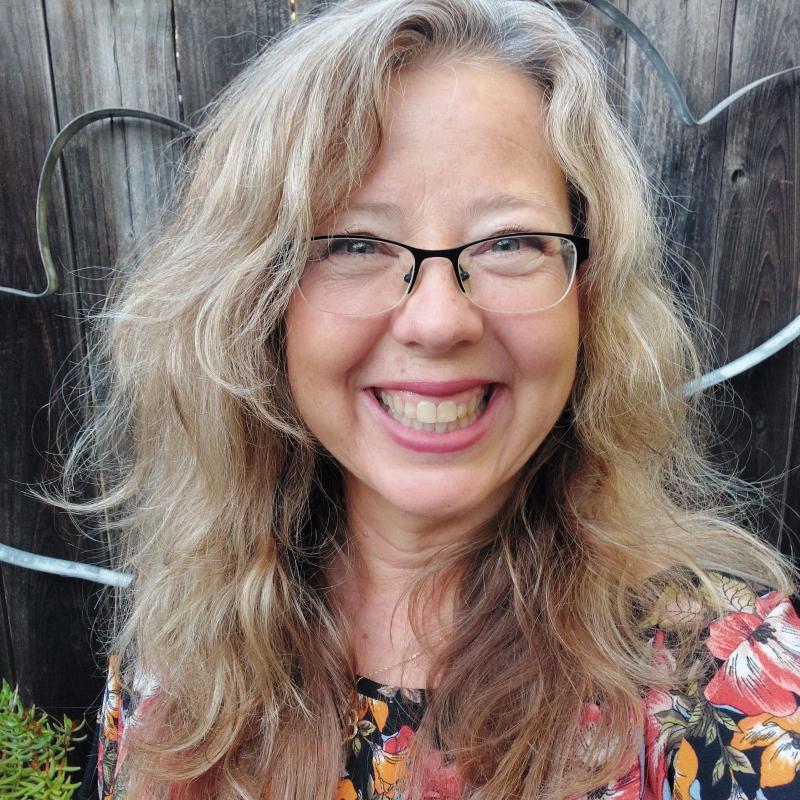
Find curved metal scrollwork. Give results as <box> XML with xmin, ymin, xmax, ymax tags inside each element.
<box><xmin>2</xmin><ymin>1</ymin><xmax>798</xmax><ymax>584</ymax></box>
<box><xmin>0</xmin><ymin>108</ymin><xmax>193</xmax><ymax>299</ymax></box>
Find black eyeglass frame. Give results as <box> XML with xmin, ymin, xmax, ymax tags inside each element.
<box><xmin>305</xmin><ymin>231</ymin><xmax>590</xmax><ymax>314</ymax></box>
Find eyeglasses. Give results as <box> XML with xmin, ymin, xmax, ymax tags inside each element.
<box><xmin>299</xmin><ymin>232</ymin><xmax>589</xmax><ymax>315</ymax></box>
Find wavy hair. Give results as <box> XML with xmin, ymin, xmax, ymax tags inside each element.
<box><xmin>37</xmin><ymin>0</ymin><xmax>795</xmax><ymax>797</ymax></box>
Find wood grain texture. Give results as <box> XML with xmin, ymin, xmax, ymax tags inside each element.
<box><xmin>708</xmin><ymin>0</ymin><xmax>799</xmax><ymax>545</ymax></box>
<box><xmin>2</xmin><ymin>0</ymin><xmax>185</xmax><ymax>776</ymax></box>
<box><xmin>0</xmin><ymin>0</ymin><xmax>798</xmax><ymax>787</ymax></box>
<box><xmin>42</xmin><ymin>0</ymin><xmax>185</xmax><ymax>550</ymax></box>
<box><xmin>173</xmin><ymin>0</ymin><xmax>292</xmax><ymax>124</ymax></box>
<box><xmin>0</xmin><ymin>0</ymin><xmax>98</xmax><ymax>777</ymax></box>
<box><xmin>624</xmin><ymin>0</ymin><xmax>735</xmax><ymax>302</ymax></box>
<box><xmin>558</xmin><ymin>0</ymin><xmax>629</xmax><ymax>113</ymax></box>
<box><xmin>44</xmin><ymin>0</ymin><xmax>183</xmax><ymax>289</ymax></box>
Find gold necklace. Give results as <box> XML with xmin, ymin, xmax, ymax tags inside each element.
<box><xmin>360</xmin><ymin>633</ymin><xmax>447</xmax><ymax>678</ymax></box>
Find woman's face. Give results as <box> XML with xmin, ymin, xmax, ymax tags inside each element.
<box><xmin>285</xmin><ymin>60</ymin><xmax>580</xmax><ymax>530</ymax></box>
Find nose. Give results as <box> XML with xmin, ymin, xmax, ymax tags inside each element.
<box><xmin>390</xmin><ymin>256</ymin><xmax>484</xmax><ymax>352</ymax></box>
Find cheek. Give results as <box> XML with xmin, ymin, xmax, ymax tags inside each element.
<box><xmin>510</xmin><ymin>303</ymin><xmax>579</xmax><ymax>382</ymax></box>
<box><xmin>284</xmin><ymin>295</ymin><xmax>383</xmax><ymax>423</ymax></box>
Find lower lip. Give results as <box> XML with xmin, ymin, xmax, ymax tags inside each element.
<box><xmin>363</xmin><ymin>385</ymin><xmax>505</xmax><ymax>454</ymax></box>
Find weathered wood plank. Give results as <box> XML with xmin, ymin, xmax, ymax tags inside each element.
<box><xmin>44</xmin><ymin>0</ymin><xmax>184</xmax><ymax>299</ymax></box>
<box><xmin>0</xmin><ymin>6</ymin><xmax>798</xmax><ymax>792</ymax></box>
<box><xmin>558</xmin><ymin>0</ymin><xmax>629</xmax><ymax>113</ymax></box>
<box><xmin>41</xmin><ymin>0</ymin><xmax>184</xmax><ymax>606</ymax></box>
<box><xmin>42</xmin><ymin>0</ymin><xmax>184</xmax><ymax>496</ymax></box>
<box><xmin>0</xmin><ymin>0</ymin><xmax>95</xmax><ymax>776</ymax></box>
<box><xmin>709</xmin><ymin>0</ymin><xmax>799</xmax><ymax>545</ymax></box>
<box><xmin>623</xmin><ymin>0</ymin><xmax>735</xmax><ymax>306</ymax></box>
<box><xmin>2</xmin><ymin>0</ymin><xmax>183</xmax><ymax>774</ymax></box>
<box><xmin>1</xmin><ymin>0</ymin><xmax>79</xmax><ymax>690</ymax></box>
<box><xmin>785</xmin><ymin>386</ymin><xmax>800</xmax><ymax>552</ymax></box>
<box><xmin>173</xmin><ymin>0</ymin><xmax>292</xmax><ymax>124</ymax></box>
<box><xmin>0</xmin><ymin>2</ymin><xmax>74</xmax><ymax>298</ymax></box>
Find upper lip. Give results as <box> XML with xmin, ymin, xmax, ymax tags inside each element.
<box><xmin>369</xmin><ymin>379</ymin><xmax>494</xmax><ymax>395</ymax></box>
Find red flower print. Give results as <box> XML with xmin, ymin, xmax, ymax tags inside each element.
<box><xmin>412</xmin><ymin>750</ymin><xmax>466</xmax><ymax>800</ymax></box>
<box><xmin>590</xmin><ymin>751</ymin><xmax>643</xmax><ymax>800</ymax></box>
<box><xmin>644</xmin><ymin>631</ymin><xmax>677</xmax><ymax>795</ymax></box>
<box><xmin>705</xmin><ymin>592</ymin><xmax>800</xmax><ymax>716</ymax></box>
<box><xmin>644</xmin><ymin>684</ymin><xmax>672</xmax><ymax>795</ymax></box>
<box><xmin>384</xmin><ymin>724</ymin><xmax>415</xmax><ymax>755</ymax></box>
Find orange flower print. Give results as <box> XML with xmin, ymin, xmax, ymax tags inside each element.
<box><xmin>730</xmin><ymin>709</ymin><xmax>800</xmax><ymax>788</ymax></box>
<box><xmin>671</xmin><ymin>740</ymin><xmax>699</xmax><ymax>800</ymax></box>
<box><xmin>372</xmin><ymin>725</ymin><xmax>415</xmax><ymax>798</ymax></box>
<box><xmin>333</xmin><ymin>777</ymin><xmax>358</xmax><ymax>800</ymax></box>
<box><xmin>372</xmin><ymin>750</ymin><xmax>407</xmax><ymax>798</ymax></box>
<box><xmin>705</xmin><ymin>592</ymin><xmax>800</xmax><ymax>716</ymax></box>
<box><xmin>365</xmin><ymin>697</ymin><xmax>390</xmax><ymax>732</ymax></box>
<box><xmin>102</xmin><ymin>655</ymin><xmax>123</xmax><ymax>743</ymax></box>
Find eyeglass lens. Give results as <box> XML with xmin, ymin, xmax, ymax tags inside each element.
<box><xmin>300</xmin><ymin>234</ymin><xmax>577</xmax><ymax>315</ymax></box>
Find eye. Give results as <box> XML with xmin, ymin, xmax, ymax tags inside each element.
<box><xmin>491</xmin><ymin>235</ymin><xmax>550</xmax><ymax>255</ymax></box>
<box><xmin>474</xmin><ymin>235</ymin><xmax>543</xmax><ymax>257</ymax></box>
<box><xmin>328</xmin><ymin>238</ymin><xmax>377</xmax><ymax>256</ymax></box>
<box><xmin>491</xmin><ymin>237</ymin><xmax>522</xmax><ymax>252</ymax></box>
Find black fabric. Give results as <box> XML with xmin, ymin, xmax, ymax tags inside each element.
<box><xmin>77</xmin><ymin>711</ymin><xmax>101</xmax><ymax>800</ymax></box>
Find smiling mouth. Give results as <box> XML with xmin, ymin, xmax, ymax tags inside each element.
<box><xmin>374</xmin><ymin>384</ymin><xmax>495</xmax><ymax>433</ymax></box>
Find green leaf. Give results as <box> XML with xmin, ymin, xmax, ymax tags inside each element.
<box><xmin>725</xmin><ymin>746</ymin><xmax>756</xmax><ymax>775</ymax></box>
<box><xmin>687</xmin><ymin>701</ymin><xmax>705</xmax><ymax>728</ymax></box>
<box><xmin>713</xmin><ymin>709</ymin><xmax>740</xmax><ymax>731</ymax></box>
<box><xmin>655</xmin><ymin>709</ymin><xmax>690</xmax><ymax>729</ymax></box>
<box><xmin>665</xmin><ymin>728</ymin><xmax>689</xmax><ymax>751</ymax></box>
<box><xmin>711</xmin><ymin>573</ymin><xmax>757</xmax><ymax>613</ymax></box>
<box><xmin>0</xmin><ymin>682</ymin><xmax>83</xmax><ymax>799</ymax></box>
<box><xmin>712</xmin><ymin>756</ymin><xmax>726</xmax><ymax>785</ymax></box>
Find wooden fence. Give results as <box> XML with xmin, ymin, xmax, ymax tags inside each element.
<box><xmin>1</xmin><ymin>0</ymin><xmax>798</xmax><ymax>784</ymax></box>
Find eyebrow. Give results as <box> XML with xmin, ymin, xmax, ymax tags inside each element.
<box><xmin>343</xmin><ymin>191</ymin><xmax>556</xmax><ymax>221</ymax></box>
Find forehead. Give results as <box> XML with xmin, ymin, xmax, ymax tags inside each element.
<box><xmin>385</xmin><ymin>58</ymin><xmax>547</xmax><ymax>136</ymax></box>
<box><xmin>327</xmin><ymin>60</ymin><xmax>571</xmax><ymax>235</ymax></box>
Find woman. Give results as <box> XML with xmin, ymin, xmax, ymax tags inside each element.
<box><xmin>42</xmin><ymin>0</ymin><xmax>799</xmax><ymax>798</ymax></box>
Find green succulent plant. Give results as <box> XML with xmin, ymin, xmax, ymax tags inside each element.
<box><xmin>0</xmin><ymin>678</ymin><xmax>87</xmax><ymax>799</ymax></box>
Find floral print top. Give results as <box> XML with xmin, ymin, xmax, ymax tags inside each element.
<box><xmin>98</xmin><ymin>576</ymin><xmax>800</xmax><ymax>799</ymax></box>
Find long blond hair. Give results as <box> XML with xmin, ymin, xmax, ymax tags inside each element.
<box><xmin>37</xmin><ymin>0</ymin><xmax>794</xmax><ymax>797</ymax></box>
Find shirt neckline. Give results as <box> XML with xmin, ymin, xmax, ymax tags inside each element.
<box><xmin>356</xmin><ymin>673</ymin><xmax>426</xmax><ymax>701</ymax></box>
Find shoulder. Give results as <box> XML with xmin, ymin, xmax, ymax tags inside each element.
<box><xmin>97</xmin><ymin>654</ymin><xmax>160</xmax><ymax>799</ymax></box>
<box><xmin>644</xmin><ymin>574</ymin><xmax>800</xmax><ymax>799</ymax></box>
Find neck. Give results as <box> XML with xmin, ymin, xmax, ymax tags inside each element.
<box><xmin>325</xmin><ymin>475</ymin><xmax>512</xmax><ymax>685</ymax></box>
<box><xmin>325</xmin><ymin>485</ymin><xmax>482</xmax><ymax>684</ymax></box>
<box><xmin>340</xmin><ymin>475</ymin><xmax>504</xmax><ymax>592</ymax></box>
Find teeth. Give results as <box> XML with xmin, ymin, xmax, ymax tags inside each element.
<box><xmin>416</xmin><ymin>400</ymin><xmax>437</xmax><ymax>424</ymax></box>
<box><xmin>376</xmin><ymin>386</ymin><xmax>492</xmax><ymax>433</ymax></box>
<box><xmin>437</xmin><ymin>400</ymin><xmax>457</xmax><ymax>423</ymax></box>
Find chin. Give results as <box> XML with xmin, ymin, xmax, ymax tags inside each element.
<box><xmin>379</xmin><ymin>483</ymin><xmax>498</xmax><ymax>526</ymax></box>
